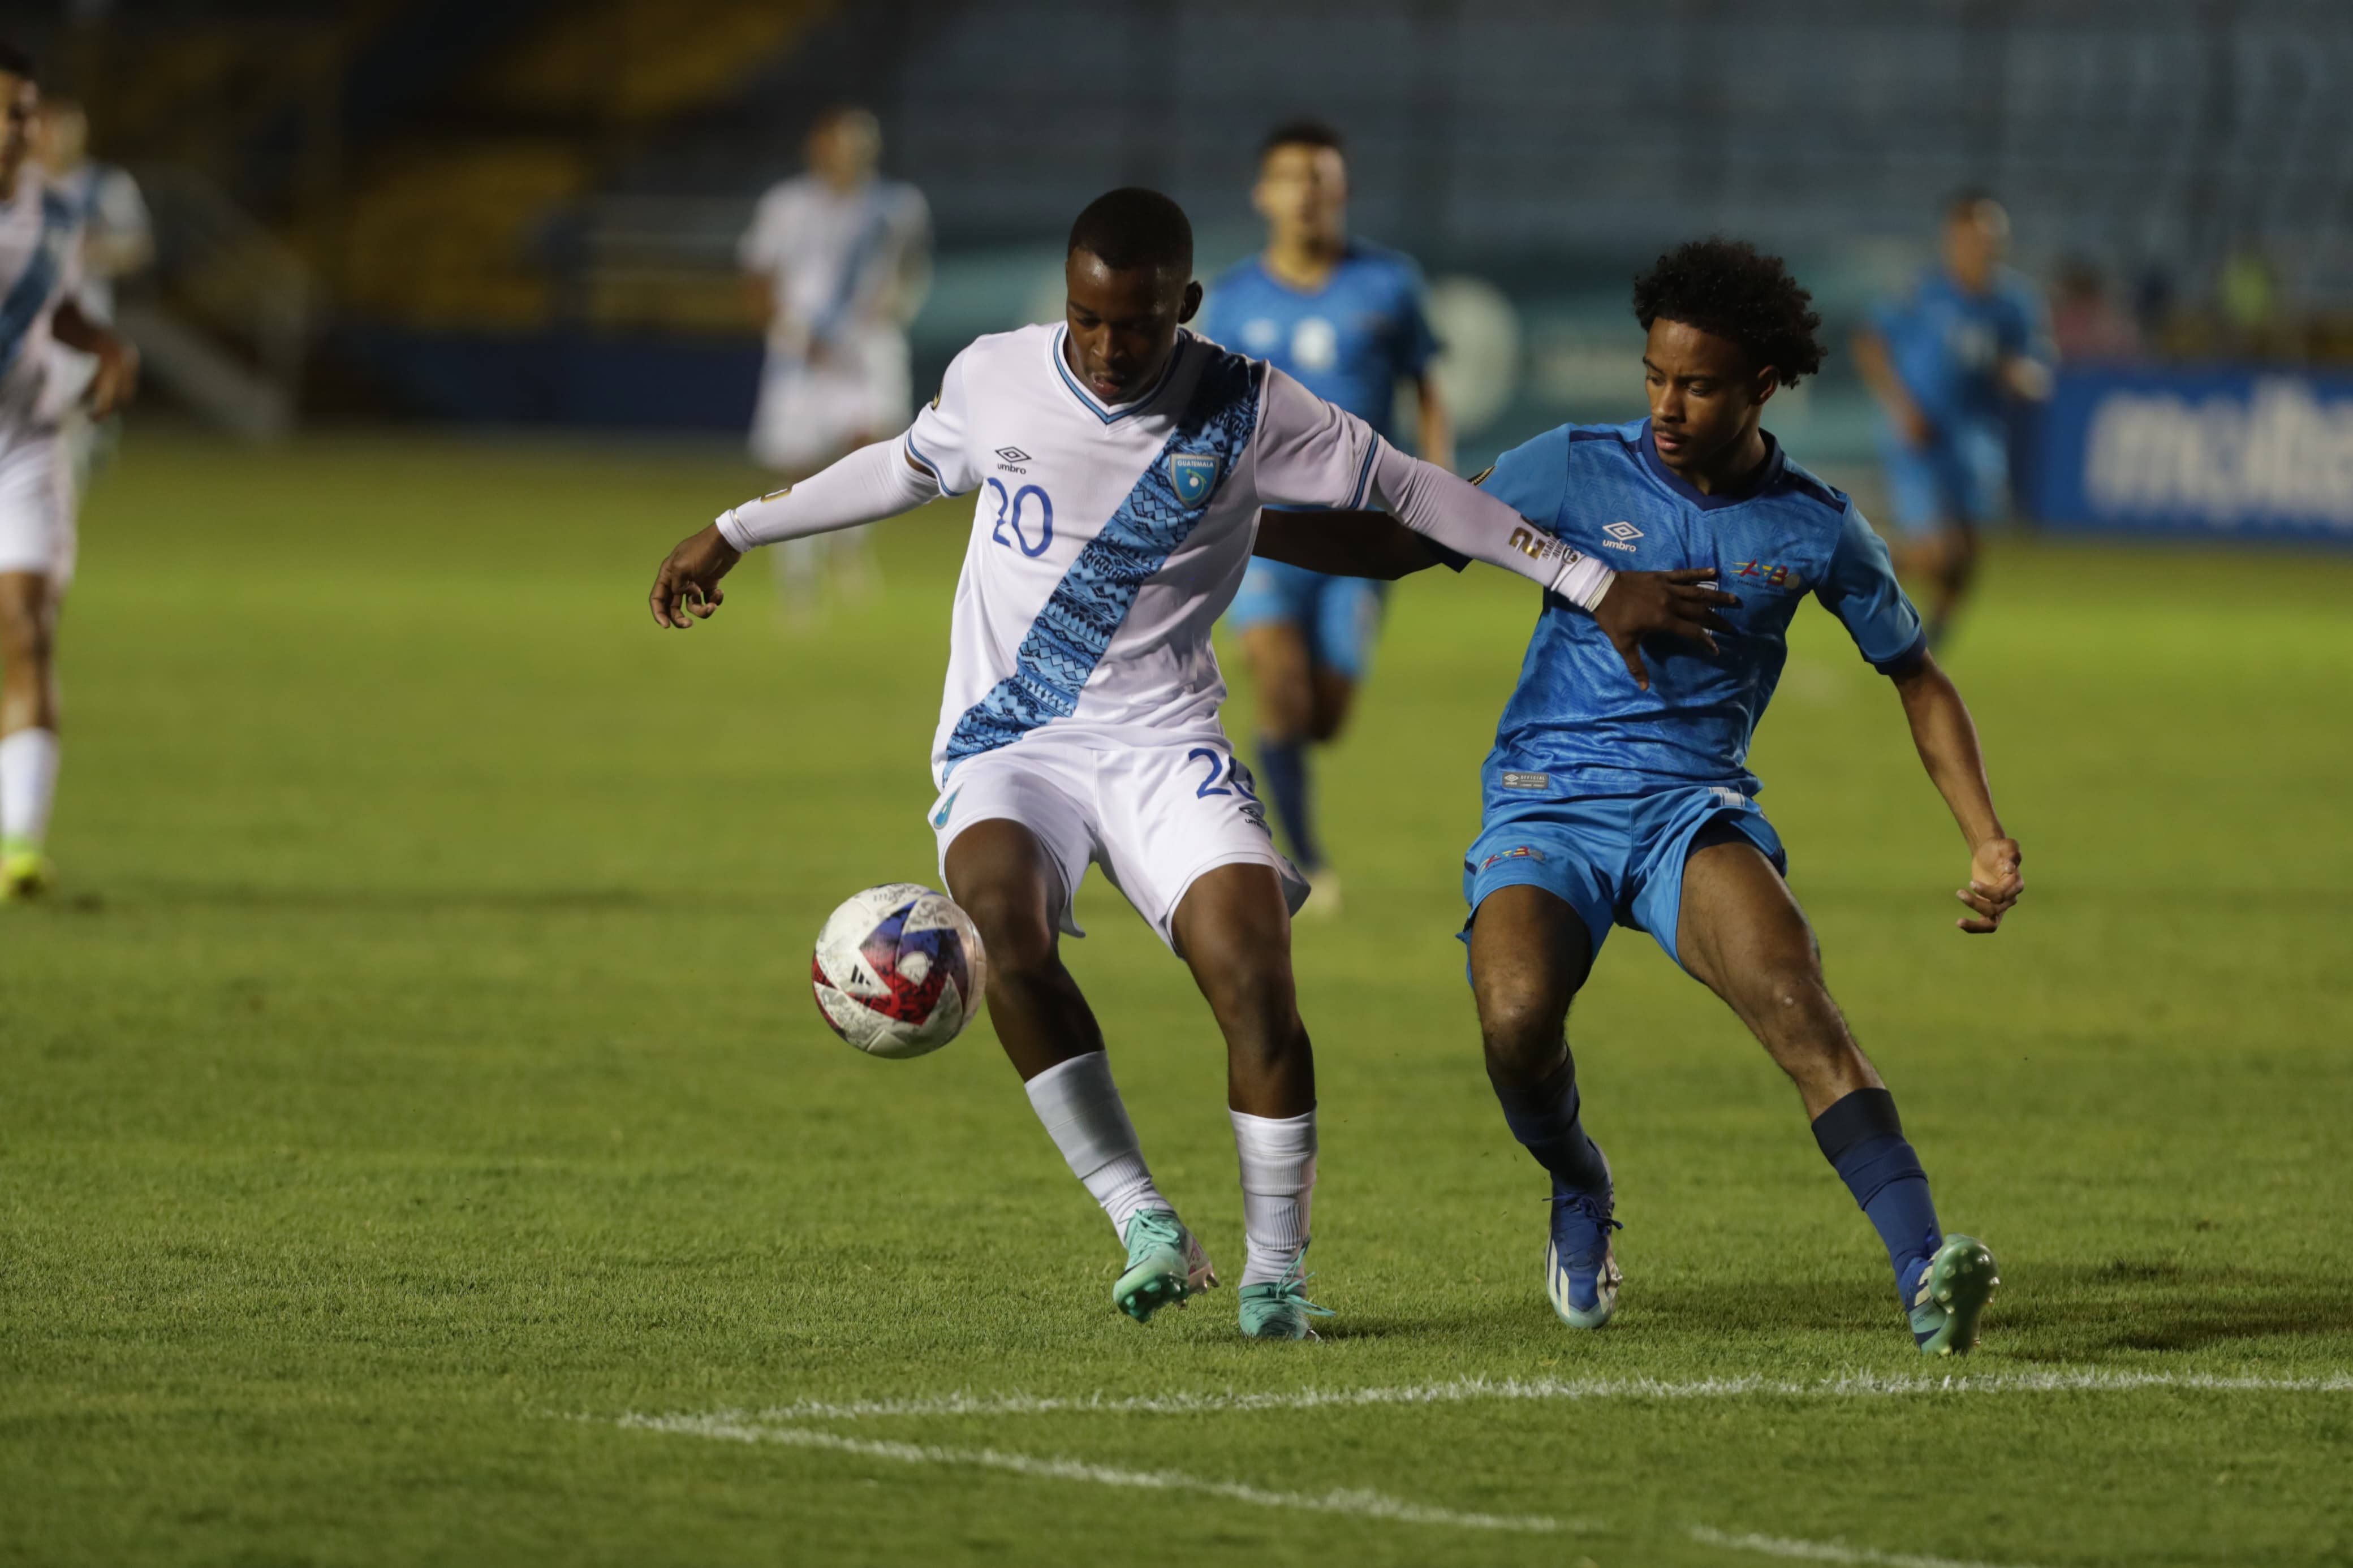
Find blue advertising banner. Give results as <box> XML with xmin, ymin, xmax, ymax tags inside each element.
<box><xmin>2027</xmin><ymin>367</ymin><xmax>2353</xmax><ymax>543</ymax></box>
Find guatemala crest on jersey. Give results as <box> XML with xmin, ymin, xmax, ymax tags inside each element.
<box><xmin>1167</xmin><ymin>452</ymin><xmax>1220</xmax><ymax>508</ymax></box>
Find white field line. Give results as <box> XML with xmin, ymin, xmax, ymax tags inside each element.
<box><xmin>724</xmin><ymin>1366</ymin><xmax>2353</xmax><ymax>1424</ymax></box>
<box><xmin>617</xmin><ymin>1411</ymin><xmax>1562</xmax><ymax>1534</ymax></box>
<box><xmin>1688</xmin><ymin>1525</ymin><xmax>2049</xmax><ymax>1568</ymax></box>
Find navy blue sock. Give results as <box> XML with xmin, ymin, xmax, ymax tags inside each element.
<box><xmin>1812</xmin><ymin>1087</ymin><xmax>1942</xmax><ymax>1299</ymax></box>
<box><xmin>1256</xmin><ymin>735</ymin><xmax>1321</xmax><ymax>870</ymax></box>
<box><xmin>1489</xmin><ymin>1053</ymin><xmax>1613</xmax><ymax>1198</ymax></box>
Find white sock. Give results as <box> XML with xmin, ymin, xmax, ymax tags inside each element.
<box><xmin>0</xmin><ymin>727</ymin><xmax>59</xmax><ymax>847</ymax></box>
<box><xmin>1230</xmin><ymin>1108</ymin><xmax>1317</xmax><ymax>1286</ymax></box>
<box><xmin>1024</xmin><ymin>1052</ymin><xmax>1172</xmax><ymax>1238</ymax></box>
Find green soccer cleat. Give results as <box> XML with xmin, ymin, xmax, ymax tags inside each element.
<box><xmin>1</xmin><ymin>840</ymin><xmax>51</xmax><ymax>902</ymax></box>
<box><xmin>1910</xmin><ymin>1233</ymin><xmax>1999</xmax><ymax>1357</ymax></box>
<box><xmin>1113</xmin><ymin>1209</ymin><xmax>1216</xmax><ymax>1323</ymax></box>
<box><xmin>1236</xmin><ymin>1252</ymin><xmax>1335</xmax><ymax>1341</ymax></box>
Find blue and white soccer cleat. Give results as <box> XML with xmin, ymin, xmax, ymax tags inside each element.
<box><xmin>1113</xmin><ymin>1209</ymin><xmax>1217</xmax><ymax>1324</ymax></box>
<box><xmin>1545</xmin><ymin>1176</ymin><xmax>1623</xmax><ymax>1330</ymax></box>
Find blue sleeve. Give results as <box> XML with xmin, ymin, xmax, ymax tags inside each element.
<box><xmin>1394</xmin><ymin>268</ymin><xmax>1441</xmax><ymax>378</ymax></box>
<box><xmin>1817</xmin><ymin>506</ymin><xmax>1926</xmax><ymax>673</ymax></box>
<box><xmin>1477</xmin><ymin>426</ymin><xmax>1571</xmax><ymax>522</ymax></box>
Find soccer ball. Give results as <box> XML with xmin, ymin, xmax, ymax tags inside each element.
<box><xmin>810</xmin><ymin>883</ymin><xmax>988</xmax><ymax>1059</ymax></box>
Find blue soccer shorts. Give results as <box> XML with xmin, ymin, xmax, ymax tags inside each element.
<box><xmin>1880</xmin><ymin>420</ymin><xmax>2009</xmax><ymax>536</ymax></box>
<box><xmin>1226</xmin><ymin>555</ymin><xmax>1389</xmax><ymax>681</ymax></box>
<box><xmin>1459</xmin><ymin>784</ymin><xmax>1788</xmax><ymax>970</ymax></box>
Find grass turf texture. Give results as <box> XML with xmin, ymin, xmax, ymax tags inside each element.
<box><xmin>5</xmin><ymin>430</ymin><xmax>2350</xmax><ymax>1567</ymax></box>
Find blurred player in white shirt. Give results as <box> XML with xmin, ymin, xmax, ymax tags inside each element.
<box><xmin>34</xmin><ymin>95</ymin><xmax>151</xmax><ymax>495</ymax></box>
<box><xmin>738</xmin><ymin>107</ymin><xmax>930</xmax><ymax>623</ymax></box>
<box><xmin>0</xmin><ymin>46</ymin><xmax>139</xmax><ymax>900</ymax></box>
<box><xmin>652</xmin><ymin>189</ymin><xmax>1720</xmax><ymax>1339</ymax></box>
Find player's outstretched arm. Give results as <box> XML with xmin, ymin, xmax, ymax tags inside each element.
<box><xmin>648</xmin><ymin>439</ymin><xmax>942</xmax><ymax>629</ymax></box>
<box><xmin>1252</xmin><ymin>509</ymin><xmax>1450</xmax><ymax>579</ymax></box>
<box><xmin>1891</xmin><ymin>652</ymin><xmax>2023</xmax><ymax>932</ymax></box>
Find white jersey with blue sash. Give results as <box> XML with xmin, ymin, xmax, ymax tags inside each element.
<box><xmin>907</xmin><ymin>325</ymin><xmax>1397</xmax><ymax>787</ymax></box>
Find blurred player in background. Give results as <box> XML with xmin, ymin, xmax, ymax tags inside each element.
<box><xmin>1854</xmin><ymin>192</ymin><xmax>2052</xmax><ymax>650</ymax></box>
<box><xmin>34</xmin><ymin>95</ymin><xmax>149</xmax><ymax>495</ymax></box>
<box><xmin>738</xmin><ymin>106</ymin><xmax>930</xmax><ymax>624</ymax></box>
<box><xmin>1200</xmin><ymin>121</ymin><xmax>1446</xmax><ymax>911</ymax></box>
<box><xmin>654</xmin><ymin>188</ymin><xmax>1712</xmax><ymax>1341</ymax></box>
<box><xmin>0</xmin><ymin>46</ymin><xmax>139</xmax><ymax>899</ymax></box>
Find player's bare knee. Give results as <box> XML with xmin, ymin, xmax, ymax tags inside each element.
<box><xmin>1200</xmin><ymin>947</ymin><xmax>1298</xmax><ymax>1036</ymax></box>
<box><xmin>1476</xmin><ymin>983</ymin><xmax>1569</xmax><ymax>1077</ymax></box>
<box><xmin>957</xmin><ymin>886</ymin><xmax>1055</xmax><ymax>983</ymax></box>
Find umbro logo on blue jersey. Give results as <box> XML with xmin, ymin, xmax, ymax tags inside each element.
<box><xmin>1168</xmin><ymin>453</ymin><xmax>1221</xmax><ymax>508</ymax></box>
<box><xmin>1602</xmin><ymin>520</ymin><xmax>1643</xmax><ymax>554</ymax></box>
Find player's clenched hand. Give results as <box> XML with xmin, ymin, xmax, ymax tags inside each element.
<box><xmin>649</xmin><ymin>524</ymin><xmax>742</xmax><ymax>629</ymax></box>
<box><xmin>1955</xmin><ymin>836</ymin><xmax>2023</xmax><ymax>933</ymax></box>
<box><xmin>1592</xmin><ymin>568</ymin><xmax>1740</xmax><ymax>691</ymax></box>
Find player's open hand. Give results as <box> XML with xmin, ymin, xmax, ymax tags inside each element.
<box><xmin>1955</xmin><ymin>836</ymin><xmax>2023</xmax><ymax>933</ymax></box>
<box><xmin>1593</xmin><ymin>568</ymin><xmax>1740</xmax><ymax>690</ymax></box>
<box><xmin>649</xmin><ymin>524</ymin><xmax>743</xmax><ymax>628</ymax></box>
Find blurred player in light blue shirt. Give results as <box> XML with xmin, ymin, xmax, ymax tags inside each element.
<box><xmin>1201</xmin><ymin>120</ymin><xmax>1445</xmax><ymax>908</ymax></box>
<box><xmin>1854</xmin><ymin>192</ymin><xmax>2052</xmax><ymax>648</ymax></box>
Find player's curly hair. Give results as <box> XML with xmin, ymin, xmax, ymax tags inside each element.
<box><xmin>1631</xmin><ymin>239</ymin><xmax>1825</xmax><ymax>387</ymax></box>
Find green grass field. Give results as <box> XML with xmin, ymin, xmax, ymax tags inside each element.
<box><xmin>5</xmin><ymin>430</ymin><xmax>2350</xmax><ymax>1567</ymax></box>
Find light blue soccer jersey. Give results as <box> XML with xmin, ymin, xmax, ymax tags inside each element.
<box><xmin>1474</xmin><ymin>420</ymin><xmax>1925</xmax><ymax>809</ymax></box>
<box><xmin>1868</xmin><ymin>266</ymin><xmax>2050</xmax><ymax>432</ymax></box>
<box><xmin>1198</xmin><ymin>242</ymin><xmax>1438</xmax><ymax>444</ymax></box>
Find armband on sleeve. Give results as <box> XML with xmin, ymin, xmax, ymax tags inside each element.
<box><xmin>714</xmin><ymin>438</ymin><xmax>941</xmax><ymax>550</ymax></box>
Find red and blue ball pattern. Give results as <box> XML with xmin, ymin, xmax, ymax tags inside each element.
<box><xmin>811</xmin><ymin>884</ymin><xmax>988</xmax><ymax>1058</ymax></box>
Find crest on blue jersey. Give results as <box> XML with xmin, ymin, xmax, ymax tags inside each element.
<box><xmin>1167</xmin><ymin>453</ymin><xmax>1221</xmax><ymax>509</ymax></box>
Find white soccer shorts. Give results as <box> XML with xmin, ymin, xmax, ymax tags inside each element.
<box><xmin>928</xmin><ymin>729</ymin><xmax>1309</xmax><ymax>949</ymax></box>
<box><xmin>750</xmin><ymin>326</ymin><xmax>912</xmax><ymax>473</ymax></box>
<box><xmin>0</xmin><ymin>431</ymin><xmax>77</xmax><ymax>588</ymax></box>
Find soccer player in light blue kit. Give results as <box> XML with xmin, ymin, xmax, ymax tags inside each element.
<box><xmin>1854</xmin><ymin>191</ymin><xmax>2052</xmax><ymax>649</ymax></box>
<box><xmin>1255</xmin><ymin>240</ymin><xmax>2024</xmax><ymax>1354</ymax></box>
<box><xmin>1202</xmin><ymin>120</ymin><xmax>1446</xmax><ymax>908</ymax></box>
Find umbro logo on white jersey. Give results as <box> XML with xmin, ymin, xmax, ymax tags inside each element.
<box><xmin>996</xmin><ymin>446</ymin><xmax>1032</xmax><ymax>463</ymax></box>
<box><xmin>1602</xmin><ymin>520</ymin><xmax>1643</xmax><ymax>553</ymax></box>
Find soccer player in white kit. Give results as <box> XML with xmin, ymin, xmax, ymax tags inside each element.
<box><xmin>652</xmin><ymin>189</ymin><xmax>1720</xmax><ymax>1337</ymax></box>
<box><xmin>738</xmin><ymin>107</ymin><xmax>930</xmax><ymax>622</ymax></box>
<box><xmin>33</xmin><ymin>94</ymin><xmax>151</xmax><ymax>497</ymax></box>
<box><xmin>0</xmin><ymin>46</ymin><xmax>139</xmax><ymax>900</ymax></box>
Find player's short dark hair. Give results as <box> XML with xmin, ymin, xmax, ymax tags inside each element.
<box><xmin>0</xmin><ymin>42</ymin><xmax>37</xmax><ymax>82</ymax></box>
<box><xmin>1631</xmin><ymin>238</ymin><xmax>1825</xmax><ymax>388</ymax></box>
<box><xmin>1946</xmin><ymin>186</ymin><xmax>1999</xmax><ymax>218</ymax></box>
<box><xmin>1260</xmin><ymin>119</ymin><xmax>1344</xmax><ymax>161</ymax></box>
<box><xmin>1067</xmin><ymin>187</ymin><xmax>1193</xmax><ymax>277</ymax></box>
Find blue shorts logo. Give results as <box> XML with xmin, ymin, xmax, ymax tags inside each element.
<box><xmin>1168</xmin><ymin>453</ymin><xmax>1220</xmax><ymax>508</ymax></box>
